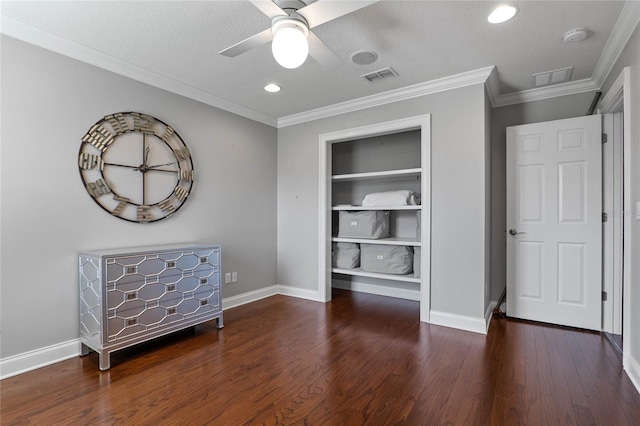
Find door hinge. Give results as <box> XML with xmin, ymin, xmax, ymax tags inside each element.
<box><xmin>602</xmin><ymin>212</ymin><xmax>608</xmax><ymax>222</ymax></box>
<box><xmin>602</xmin><ymin>133</ymin><xmax>608</xmax><ymax>144</ymax></box>
<box><xmin>602</xmin><ymin>291</ymin><xmax>608</xmax><ymax>302</ymax></box>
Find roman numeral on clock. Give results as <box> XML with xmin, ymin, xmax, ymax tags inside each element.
<box><xmin>104</xmin><ymin>113</ymin><xmax>130</xmax><ymax>135</ymax></box>
<box><xmin>132</xmin><ymin>112</ymin><xmax>155</xmax><ymax>134</ymax></box>
<box><xmin>180</xmin><ymin>170</ymin><xmax>194</xmax><ymax>181</ymax></box>
<box><xmin>86</xmin><ymin>179</ymin><xmax>111</xmax><ymax>197</ymax></box>
<box><xmin>174</xmin><ymin>147</ymin><xmax>190</xmax><ymax>160</ymax></box>
<box><xmin>82</xmin><ymin>124</ymin><xmax>114</xmax><ymax>152</ymax></box>
<box><xmin>112</xmin><ymin>195</ymin><xmax>131</xmax><ymax>217</ymax></box>
<box><xmin>158</xmin><ymin>199</ymin><xmax>175</xmax><ymax>214</ymax></box>
<box><xmin>161</xmin><ymin>126</ymin><xmax>175</xmax><ymax>143</ymax></box>
<box><xmin>78</xmin><ymin>152</ymin><xmax>103</xmax><ymax>170</ymax></box>
<box><xmin>137</xmin><ymin>205</ymin><xmax>152</xmax><ymax>222</ymax></box>
<box><xmin>174</xmin><ymin>186</ymin><xmax>189</xmax><ymax>202</ymax></box>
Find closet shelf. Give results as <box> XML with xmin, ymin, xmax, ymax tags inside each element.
<box><xmin>332</xmin><ymin>168</ymin><xmax>421</xmax><ymax>182</ymax></box>
<box><xmin>332</xmin><ymin>236</ymin><xmax>421</xmax><ymax>246</ymax></box>
<box><xmin>332</xmin><ymin>205</ymin><xmax>421</xmax><ymax>211</ymax></box>
<box><xmin>332</xmin><ymin>267</ymin><xmax>421</xmax><ymax>283</ymax></box>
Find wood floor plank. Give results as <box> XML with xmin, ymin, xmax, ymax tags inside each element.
<box><xmin>2</xmin><ymin>289</ymin><xmax>639</xmax><ymax>425</ymax></box>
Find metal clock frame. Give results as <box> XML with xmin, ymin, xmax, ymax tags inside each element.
<box><xmin>78</xmin><ymin>112</ymin><xmax>195</xmax><ymax>223</ymax></box>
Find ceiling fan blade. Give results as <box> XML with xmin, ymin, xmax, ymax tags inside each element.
<box><xmin>298</xmin><ymin>0</ymin><xmax>379</xmax><ymax>29</ymax></box>
<box><xmin>218</xmin><ymin>28</ymin><xmax>274</xmax><ymax>57</ymax></box>
<box><xmin>249</xmin><ymin>0</ymin><xmax>288</xmax><ymax>18</ymax></box>
<box><xmin>307</xmin><ymin>31</ymin><xmax>342</xmax><ymax>68</ymax></box>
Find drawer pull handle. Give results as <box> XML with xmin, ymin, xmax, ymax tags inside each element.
<box><xmin>201</xmin><ymin>300</ymin><xmax>208</xmax><ymax>306</ymax></box>
<box><xmin>167</xmin><ymin>307</ymin><xmax>176</xmax><ymax>315</ymax></box>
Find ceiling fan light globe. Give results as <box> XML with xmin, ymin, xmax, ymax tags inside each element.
<box><xmin>272</xmin><ymin>26</ymin><xmax>309</xmax><ymax>69</ymax></box>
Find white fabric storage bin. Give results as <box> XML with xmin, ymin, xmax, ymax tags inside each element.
<box><xmin>361</xmin><ymin>190</ymin><xmax>420</xmax><ymax>207</ymax></box>
<box><xmin>360</xmin><ymin>244</ymin><xmax>413</xmax><ymax>275</ymax></box>
<box><xmin>332</xmin><ymin>243</ymin><xmax>360</xmax><ymax>269</ymax></box>
<box><xmin>413</xmin><ymin>247</ymin><xmax>421</xmax><ymax>278</ymax></box>
<box><xmin>338</xmin><ymin>211</ymin><xmax>389</xmax><ymax>239</ymax></box>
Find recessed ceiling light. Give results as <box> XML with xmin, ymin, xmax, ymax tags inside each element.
<box><xmin>264</xmin><ymin>83</ymin><xmax>281</xmax><ymax>93</ymax></box>
<box><xmin>488</xmin><ymin>5</ymin><xmax>518</xmax><ymax>24</ymax></box>
<box><xmin>350</xmin><ymin>50</ymin><xmax>378</xmax><ymax>66</ymax></box>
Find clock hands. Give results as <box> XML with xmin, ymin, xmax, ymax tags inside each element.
<box><xmin>102</xmin><ymin>161</ymin><xmax>179</xmax><ymax>173</ymax></box>
<box><xmin>146</xmin><ymin>161</ymin><xmax>178</xmax><ymax>170</ymax></box>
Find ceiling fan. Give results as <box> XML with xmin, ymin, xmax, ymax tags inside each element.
<box><xmin>219</xmin><ymin>0</ymin><xmax>379</xmax><ymax>69</ymax></box>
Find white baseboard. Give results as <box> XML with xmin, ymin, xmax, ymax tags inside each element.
<box><xmin>624</xmin><ymin>353</ymin><xmax>640</xmax><ymax>395</ymax></box>
<box><xmin>485</xmin><ymin>301</ymin><xmax>498</xmax><ymax>333</ymax></box>
<box><xmin>430</xmin><ymin>310</ymin><xmax>489</xmax><ymax>335</ymax></box>
<box><xmin>0</xmin><ymin>285</ymin><xmax>311</xmax><ymax>379</ymax></box>
<box><xmin>0</xmin><ymin>288</ymin><xmax>497</xmax><ymax>379</ymax></box>
<box><xmin>0</xmin><ymin>339</ymin><xmax>81</xmax><ymax>380</ymax></box>
<box><xmin>331</xmin><ymin>280</ymin><xmax>420</xmax><ymax>301</ymax></box>
<box><xmin>277</xmin><ymin>284</ymin><xmax>320</xmax><ymax>301</ymax></box>
<box><xmin>221</xmin><ymin>285</ymin><xmax>279</xmax><ymax>311</ymax></box>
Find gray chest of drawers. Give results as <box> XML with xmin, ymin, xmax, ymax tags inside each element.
<box><xmin>79</xmin><ymin>243</ymin><xmax>223</xmax><ymax>370</ymax></box>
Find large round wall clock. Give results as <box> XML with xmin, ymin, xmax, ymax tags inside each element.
<box><xmin>78</xmin><ymin>112</ymin><xmax>194</xmax><ymax>223</ymax></box>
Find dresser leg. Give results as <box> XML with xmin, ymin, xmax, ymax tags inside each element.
<box><xmin>80</xmin><ymin>343</ymin><xmax>91</xmax><ymax>356</ymax></box>
<box><xmin>217</xmin><ymin>316</ymin><xmax>224</xmax><ymax>329</ymax></box>
<box><xmin>99</xmin><ymin>352</ymin><xmax>111</xmax><ymax>370</ymax></box>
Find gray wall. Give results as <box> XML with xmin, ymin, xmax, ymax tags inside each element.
<box><xmin>278</xmin><ymin>84</ymin><xmax>490</xmax><ymax>320</ymax></box>
<box><xmin>601</xmin><ymin>22</ymin><xmax>640</xmax><ymax>381</ymax></box>
<box><xmin>0</xmin><ymin>36</ymin><xmax>278</xmax><ymax>358</ymax></box>
<box><xmin>488</xmin><ymin>91</ymin><xmax>598</xmax><ymax>302</ymax></box>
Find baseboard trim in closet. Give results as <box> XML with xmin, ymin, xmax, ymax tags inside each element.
<box><xmin>277</xmin><ymin>285</ymin><xmax>321</xmax><ymax>302</ymax></box>
<box><xmin>332</xmin><ymin>279</ymin><xmax>420</xmax><ymax>301</ymax></box>
<box><xmin>430</xmin><ymin>310</ymin><xmax>488</xmax><ymax>335</ymax></box>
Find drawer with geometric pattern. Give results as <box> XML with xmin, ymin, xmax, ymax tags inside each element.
<box><xmin>79</xmin><ymin>243</ymin><xmax>223</xmax><ymax>370</ymax></box>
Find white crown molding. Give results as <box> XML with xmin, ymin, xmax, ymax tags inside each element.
<box><xmin>484</xmin><ymin>66</ymin><xmax>501</xmax><ymax>106</ymax></box>
<box><xmin>2</xmin><ymin>0</ymin><xmax>637</xmax><ymax>129</ymax></box>
<box><xmin>592</xmin><ymin>0</ymin><xmax>640</xmax><ymax>88</ymax></box>
<box><xmin>0</xmin><ymin>15</ymin><xmax>277</xmax><ymax>127</ymax></box>
<box><xmin>278</xmin><ymin>66</ymin><xmax>495</xmax><ymax>128</ymax></box>
<box><xmin>599</xmin><ymin>70</ymin><xmax>625</xmax><ymax>113</ymax></box>
<box><xmin>492</xmin><ymin>78</ymin><xmax>600</xmax><ymax>108</ymax></box>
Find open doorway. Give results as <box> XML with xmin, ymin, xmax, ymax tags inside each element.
<box><xmin>599</xmin><ymin>68</ymin><xmax>628</xmax><ymax>359</ymax></box>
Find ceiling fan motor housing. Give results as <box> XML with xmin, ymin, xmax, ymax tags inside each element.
<box><xmin>272</xmin><ymin>13</ymin><xmax>309</xmax><ymax>36</ymax></box>
<box><xmin>274</xmin><ymin>0</ymin><xmax>311</xmax><ymax>12</ymax></box>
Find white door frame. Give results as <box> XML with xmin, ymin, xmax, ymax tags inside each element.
<box><xmin>598</xmin><ymin>67</ymin><xmax>633</xmax><ymax>379</ymax></box>
<box><xmin>601</xmin><ymin>112</ymin><xmax>624</xmax><ymax>334</ymax></box>
<box><xmin>318</xmin><ymin>114</ymin><xmax>431</xmax><ymax>322</ymax></box>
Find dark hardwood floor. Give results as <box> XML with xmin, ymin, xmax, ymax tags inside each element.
<box><xmin>2</xmin><ymin>289</ymin><xmax>639</xmax><ymax>425</ymax></box>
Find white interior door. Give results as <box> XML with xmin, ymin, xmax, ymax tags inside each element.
<box><xmin>506</xmin><ymin>115</ymin><xmax>602</xmax><ymax>331</ymax></box>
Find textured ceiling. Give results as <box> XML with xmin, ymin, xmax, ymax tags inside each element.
<box><xmin>0</xmin><ymin>1</ymin><xmax>628</xmax><ymax>123</ymax></box>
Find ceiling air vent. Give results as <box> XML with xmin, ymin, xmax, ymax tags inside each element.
<box><xmin>362</xmin><ymin>67</ymin><xmax>398</xmax><ymax>83</ymax></box>
<box><xmin>532</xmin><ymin>67</ymin><xmax>573</xmax><ymax>87</ymax></box>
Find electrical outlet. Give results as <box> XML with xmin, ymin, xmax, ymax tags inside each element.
<box><xmin>232</xmin><ymin>272</ymin><xmax>238</xmax><ymax>282</ymax></box>
<box><xmin>224</xmin><ymin>272</ymin><xmax>231</xmax><ymax>284</ymax></box>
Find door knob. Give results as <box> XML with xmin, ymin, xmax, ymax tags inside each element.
<box><xmin>509</xmin><ymin>229</ymin><xmax>524</xmax><ymax>236</ymax></box>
